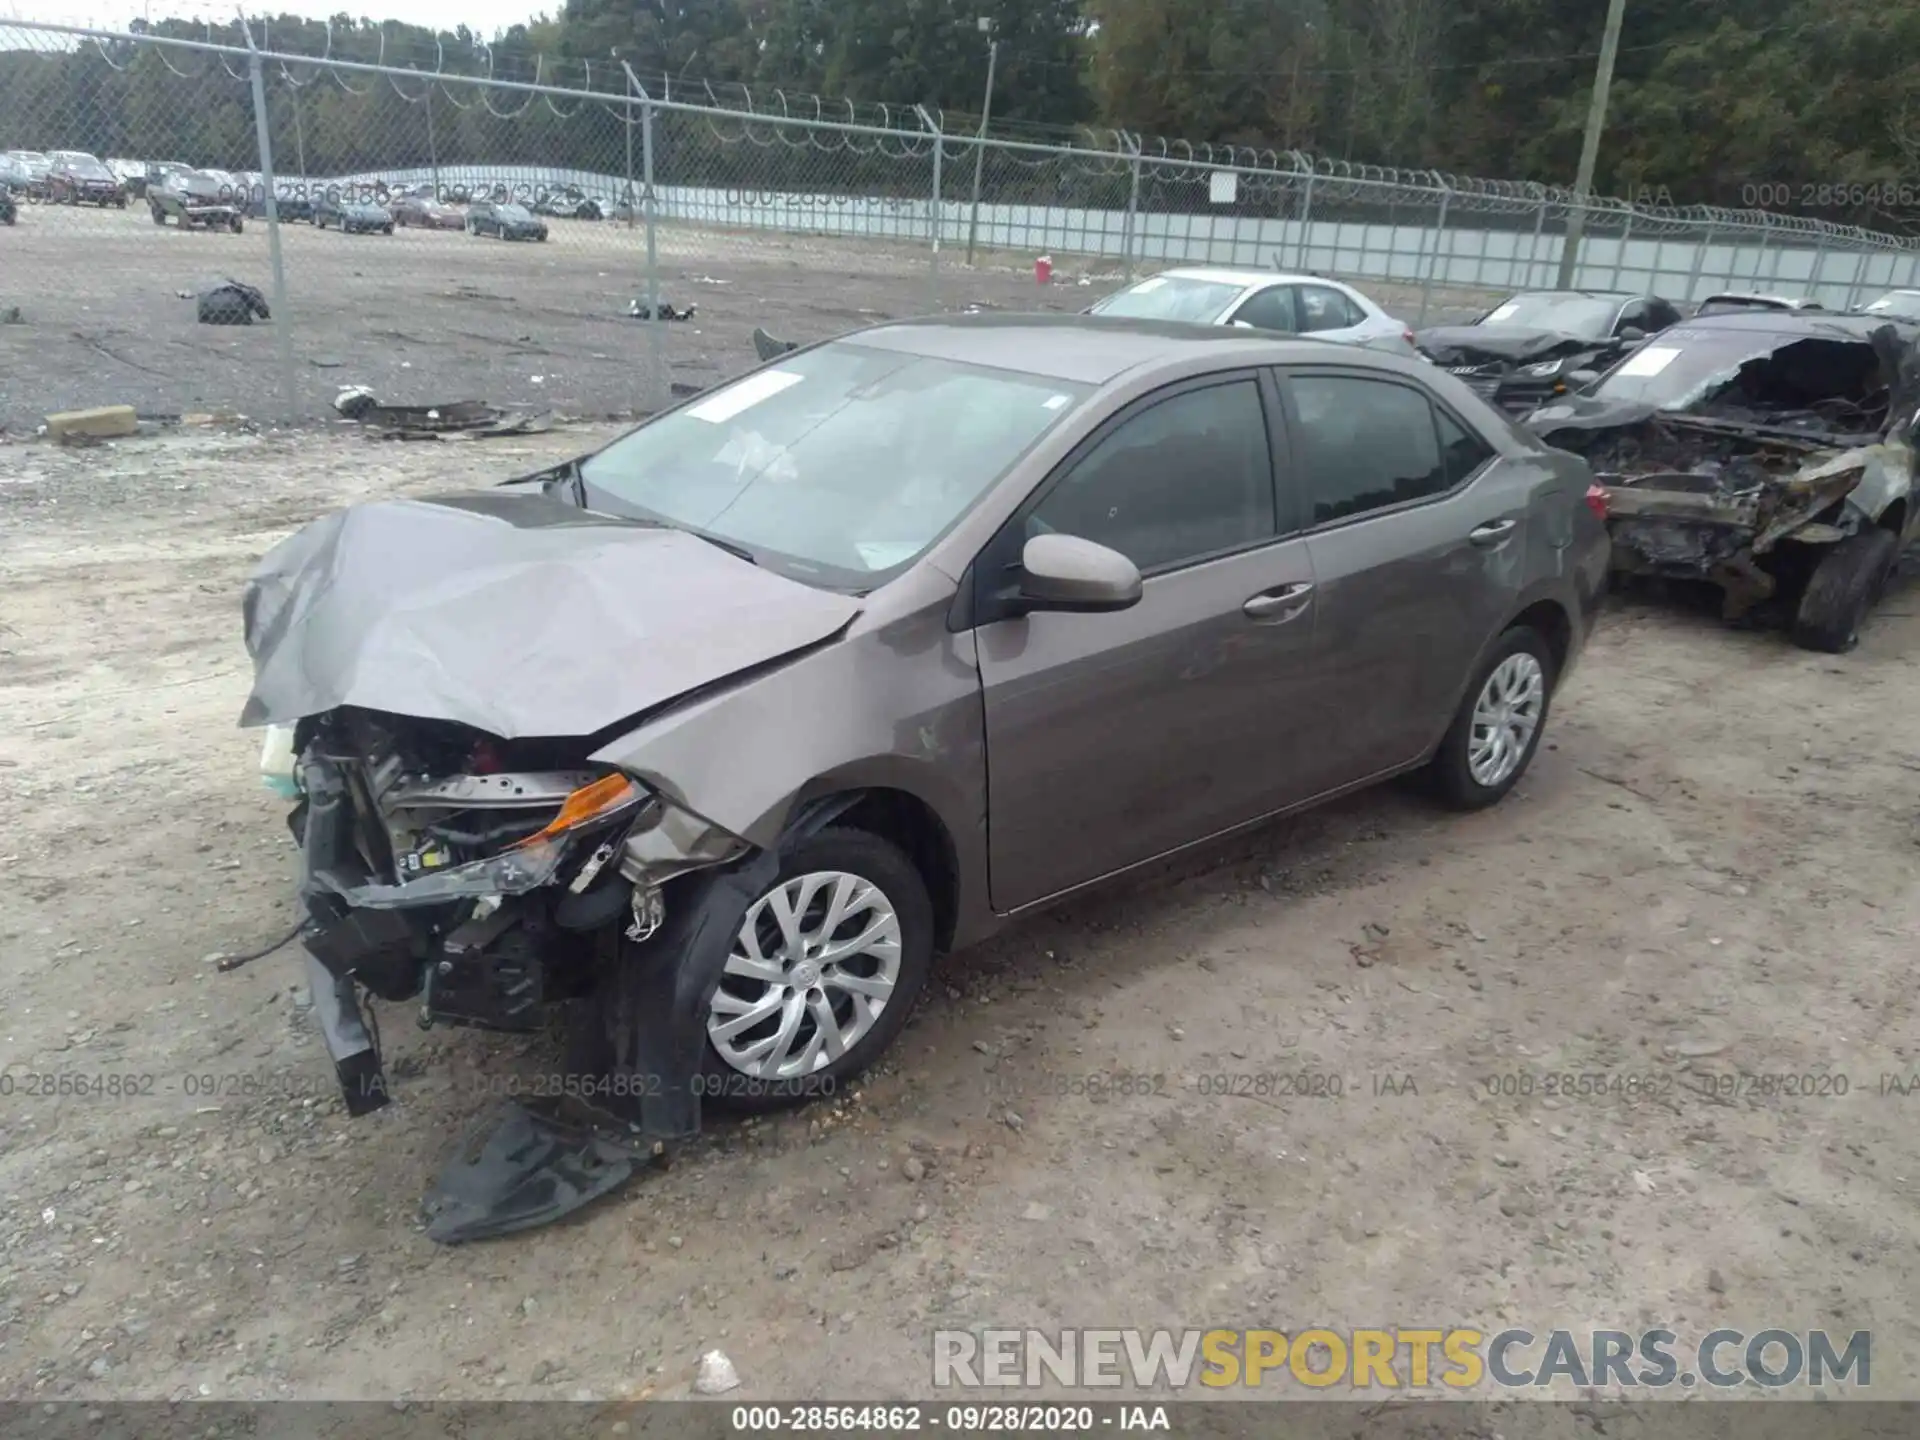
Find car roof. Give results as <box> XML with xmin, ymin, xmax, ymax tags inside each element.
<box><xmin>1147</xmin><ymin>266</ymin><xmax>1341</xmax><ymax>288</ymax></box>
<box><xmin>844</xmin><ymin>313</ymin><xmax>1386</xmax><ymax>386</ymax></box>
<box><xmin>1501</xmin><ymin>288</ymin><xmax>1638</xmax><ymax>301</ymax></box>
<box><xmin>1662</xmin><ymin>310</ymin><xmax>1906</xmax><ymax>341</ymax></box>
<box><xmin>1698</xmin><ymin>292</ymin><xmax>1813</xmax><ymax>305</ymax></box>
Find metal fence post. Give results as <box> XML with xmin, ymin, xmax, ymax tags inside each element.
<box><xmin>1684</xmin><ymin>225</ymin><xmax>1714</xmax><ymax>304</ymax></box>
<box><xmin>1294</xmin><ymin>169</ymin><xmax>1315</xmax><ymax>272</ymax></box>
<box><xmin>1608</xmin><ymin>208</ymin><xmax>1632</xmax><ymax>290</ymax></box>
<box><xmin>1418</xmin><ymin>182</ymin><xmax>1451</xmax><ymax>325</ymax></box>
<box><xmin>623</xmin><ymin>63</ymin><xmax>663</xmax><ymax>410</ymax></box>
<box><xmin>624</xmin><ymin>69</ymin><xmax>635</xmax><ymax>230</ymax></box>
<box><xmin>1524</xmin><ymin>196</ymin><xmax>1548</xmax><ymax>289</ymax></box>
<box><xmin>919</xmin><ymin>107</ymin><xmax>942</xmax><ymax>279</ymax></box>
<box><xmin>914</xmin><ymin>105</ymin><xmax>942</xmax><ymax>306</ymax></box>
<box><xmin>241</xmin><ymin>23</ymin><xmax>296</xmax><ymax>422</ymax></box>
<box><xmin>1121</xmin><ymin>138</ymin><xmax>1142</xmax><ymax>281</ymax></box>
<box><xmin>1845</xmin><ymin>247</ymin><xmax>1870</xmax><ymax>311</ymax></box>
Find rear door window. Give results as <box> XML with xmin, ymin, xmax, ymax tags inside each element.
<box><xmin>1286</xmin><ymin>374</ymin><xmax>1464</xmax><ymax>524</ymax></box>
<box><xmin>1230</xmin><ymin>287</ymin><xmax>1299</xmax><ymax>333</ymax></box>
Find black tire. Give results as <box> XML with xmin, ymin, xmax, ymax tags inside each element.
<box><xmin>231</xmin><ymin>216</ymin><xmax>244</xmax><ymax>234</ymax></box>
<box><xmin>150</xmin><ymin>201</ymin><xmax>165</xmax><ymax>225</ymax></box>
<box><xmin>1791</xmin><ymin>528</ymin><xmax>1900</xmax><ymax>653</ymax></box>
<box><xmin>697</xmin><ymin>827</ymin><xmax>935</xmax><ymax>1114</ymax></box>
<box><xmin>1425</xmin><ymin>624</ymin><xmax>1556</xmax><ymax>811</ymax></box>
<box><xmin>383</xmin><ymin>223</ymin><xmax>394</xmax><ymax>234</ymax></box>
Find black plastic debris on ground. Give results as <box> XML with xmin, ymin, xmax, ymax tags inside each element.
<box><xmin>753</xmin><ymin>326</ymin><xmax>800</xmax><ymax>363</ymax></box>
<box><xmin>421</xmin><ymin>1100</ymin><xmax>643</xmax><ymax>1244</ymax></box>
<box><xmin>331</xmin><ymin>385</ymin><xmax>552</xmax><ymax>440</ymax></box>
<box><xmin>628</xmin><ymin>298</ymin><xmax>696</xmax><ymax>321</ymax></box>
<box><xmin>196</xmin><ymin>278</ymin><xmax>271</xmax><ymax>326</ymax></box>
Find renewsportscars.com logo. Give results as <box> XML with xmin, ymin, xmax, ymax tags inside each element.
<box><xmin>932</xmin><ymin>1328</ymin><xmax>1871</xmax><ymax>1390</ymax></box>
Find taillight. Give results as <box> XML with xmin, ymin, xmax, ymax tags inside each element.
<box><xmin>1584</xmin><ymin>483</ymin><xmax>1609</xmax><ymax>521</ymax></box>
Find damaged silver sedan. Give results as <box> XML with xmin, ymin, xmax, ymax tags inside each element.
<box><xmin>240</xmin><ymin>315</ymin><xmax>1607</xmax><ymax>1237</ymax></box>
<box><xmin>1525</xmin><ymin>312</ymin><xmax>1920</xmax><ymax>651</ymax></box>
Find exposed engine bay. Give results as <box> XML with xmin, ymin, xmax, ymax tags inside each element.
<box><xmin>1526</xmin><ymin>324</ymin><xmax>1920</xmax><ymax>628</ymax></box>
<box><xmin>283</xmin><ymin>707</ymin><xmax>807</xmax><ymax>1240</ymax></box>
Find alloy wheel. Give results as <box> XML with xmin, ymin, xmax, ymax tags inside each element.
<box><xmin>706</xmin><ymin>870</ymin><xmax>903</xmax><ymax>1080</ymax></box>
<box><xmin>1467</xmin><ymin>652</ymin><xmax>1544</xmax><ymax>788</ymax></box>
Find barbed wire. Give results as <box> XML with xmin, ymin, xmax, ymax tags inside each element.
<box><xmin>5</xmin><ymin>14</ymin><xmax>1918</xmax><ymax>253</ymax></box>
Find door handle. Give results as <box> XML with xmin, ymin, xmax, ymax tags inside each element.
<box><xmin>1470</xmin><ymin>519</ymin><xmax>1518</xmax><ymax>547</ymax></box>
<box><xmin>1243</xmin><ymin>582</ymin><xmax>1314</xmax><ymax>621</ymax></box>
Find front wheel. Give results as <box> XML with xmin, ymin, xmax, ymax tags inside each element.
<box><xmin>1424</xmin><ymin>625</ymin><xmax>1555</xmax><ymax>810</ymax></box>
<box><xmin>698</xmin><ymin>828</ymin><xmax>934</xmax><ymax>1114</ymax></box>
<box><xmin>1791</xmin><ymin>528</ymin><xmax>1900</xmax><ymax>653</ymax></box>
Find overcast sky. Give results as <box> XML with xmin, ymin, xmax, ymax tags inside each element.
<box><xmin>5</xmin><ymin>0</ymin><xmax>547</xmax><ymax>43</ymax></box>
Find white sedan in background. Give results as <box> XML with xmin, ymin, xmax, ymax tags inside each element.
<box><xmin>1088</xmin><ymin>266</ymin><xmax>1420</xmax><ymax>355</ymax></box>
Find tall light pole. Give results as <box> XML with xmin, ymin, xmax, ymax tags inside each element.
<box><xmin>964</xmin><ymin>15</ymin><xmax>998</xmax><ymax>266</ymax></box>
<box><xmin>1555</xmin><ymin>0</ymin><xmax>1627</xmax><ymax>289</ymax></box>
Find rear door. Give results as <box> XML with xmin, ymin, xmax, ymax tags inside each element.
<box><xmin>973</xmin><ymin>371</ymin><xmax>1320</xmax><ymax>911</ymax></box>
<box><xmin>1276</xmin><ymin>368</ymin><xmax>1522</xmax><ymax>789</ymax></box>
<box><xmin>1296</xmin><ymin>283</ymin><xmax>1371</xmax><ymax>344</ymax></box>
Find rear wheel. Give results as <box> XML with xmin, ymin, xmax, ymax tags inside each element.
<box><xmin>699</xmin><ymin>828</ymin><xmax>934</xmax><ymax>1113</ymax></box>
<box><xmin>1425</xmin><ymin>625</ymin><xmax>1555</xmax><ymax>810</ymax></box>
<box><xmin>150</xmin><ymin>200</ymin><xmax>165</xmax><ymax>225</ymax></box>
<box><xmin>231</xmin><ymin>215</ymin><xmax>244</xmax><ymax>233</ymax></box>
<box><xmin>1791</xmin><ymin>527</ymin><xmax>1901</xmax><ymax>653</ymax></box>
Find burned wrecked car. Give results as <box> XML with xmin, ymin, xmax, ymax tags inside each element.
<box><xmin>1417</xmin><ymin>290</ymin><xmax>1683</xmax><ymax>415</ymax></box>
<box><xmin>1526</xmin><ymin>311</ymin><xmax>1920</xmax><ymax>651</ymax></box>
<box><xmin>240</xmin><ymin>316</ymin><xmax>1606</xmax><ymax>1232</ymax></box>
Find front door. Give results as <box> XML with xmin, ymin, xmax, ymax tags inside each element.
<box><xmin>973</xmin><ymin>373</ymin><xmax>1321</xmax><ymax>913</ymax></box>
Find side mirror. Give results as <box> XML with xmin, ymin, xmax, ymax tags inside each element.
<box><xmin>1566</xmin><ymin>368</ymin><xmax>1601</xmax><ymax>390</ymax></box>
<box><xmin>1617</xmin><ymin>326</ymin><xmax>1647</xmax><ymax>343</ymax></box>
<box><xmin>1018</xmin><ymin>533</ymin><xmax>1143</xmax><ymax>614</ymax></box>
<box><xmin>1229</xmin><ymin>319</ymin><xmax>1255</xmax><ymax>329</ymax></box>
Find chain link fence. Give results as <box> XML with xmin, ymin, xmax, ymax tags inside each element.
<box><xmin>4</xmin><ymin>17</ymin><xmax>1920</xmax><ymax>429</ymax></box>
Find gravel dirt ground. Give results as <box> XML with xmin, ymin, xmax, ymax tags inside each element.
<box><xmin>0</xmin><ymin>201</ymin><xmax>1498</xmax><ymax>431</ymax></box>
<box><xmin>2</xmin><ymin>333</ymin><xmax>1918</xmax><ymax>1407</ymax></box>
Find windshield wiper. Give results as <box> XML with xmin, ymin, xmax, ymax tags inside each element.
<box><xmin>679</xmin><ymin>529</ymin><xmax>759</xmax><ymax>566</ymax></box>
<box><xmin>571</xmin><ymin>475</ymin><xmax>759</xmax><ymax>564</ymax></box>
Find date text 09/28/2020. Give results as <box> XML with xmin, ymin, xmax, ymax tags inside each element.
<box><xmin>728</xmin><ymin>1405</ymin><xmax>1168</xmax><ymax>1433</ymax></box>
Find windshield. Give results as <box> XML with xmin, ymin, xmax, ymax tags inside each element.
<box><xmin>1862</xmin><ymin>291</ymin><xmax>1920</xmax><ymax>322</ymax></box>
<box><xmin>1091</xmin><ymin>276</ymin><xmax>1245</xmax><ymax>323</ymax></box>
<box><xmin>496</xmin><ymin>203</ymin><xmax>532</xmax><ymax>219</ymax></box>
<box><xmin>1696</xmin><ymin>296</ymin><xmax>1796</xmax><ymax>315</ymax></box>
<box><xmin>578</xmin><ymin>342</ymin><xmax>1090</xmax><ymax>588</ymax></box>
<box><xmin>66</xmin><ymin>160</ymin><xmax>112</xmax><ymax>179</ymax></box>
<box><xmin>1587</xmin><ymin>324</ymin><xmax>1887</xmax><ymax>428</ymax></box>
<box><xmin>1477</xmin><ymin>294</ymin><xmax>1621</xmax><ymax>336</ymax></box>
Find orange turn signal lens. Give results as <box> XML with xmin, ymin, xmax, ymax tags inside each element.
<box><xmin>514</xmin><ymin>773</ymin><xmax>641</xmax><ymax>847</ymax></box>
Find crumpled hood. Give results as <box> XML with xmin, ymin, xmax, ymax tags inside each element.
<box><xmin>239</xmin><ymin>490</ymin><xmax>862</xmax><ymax>739</ymax></box>
<box><xmin>1522</xmin><ymin>393</ymin><xmax>1662</xmax><ymax>436</ymax></box>
<box><xmin>1416</xmin><ymin>325</ymin><xmax>1605</xmax><ymax>365</ymax></box>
